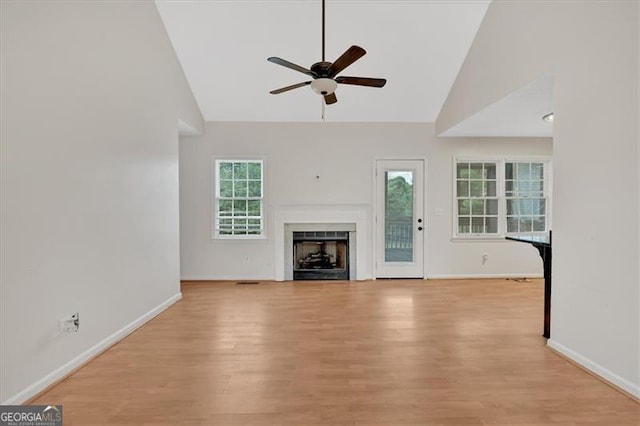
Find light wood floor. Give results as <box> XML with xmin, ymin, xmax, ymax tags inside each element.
<box><xmin>33</xmin><ymin>279</ymin><xmax>638</xmax><ymax>425</ymax></box>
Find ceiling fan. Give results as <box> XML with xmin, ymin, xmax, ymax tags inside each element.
<box><xmin>267</xmin><ymin>0</ymin><xmax>386</xmax><ymax>105</ymax></box>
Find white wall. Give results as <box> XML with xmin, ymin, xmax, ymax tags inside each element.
<box><xmin>0</xmin><ymin>1</ymin><xmax>203</xmax><ymax>403</ymax></box>
<box><xmin>437</xmin><ymin>2</ymin><xmax>640</xmax><ymax>397</ymax></box>
<box><xmin>179</xmin><ymin>122</ymin><xmax>552</xmax><ymax>280</ymax></box>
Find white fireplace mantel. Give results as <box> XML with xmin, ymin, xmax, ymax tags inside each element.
<box><xmin>274</xmin><ymin>204</ymin><xmax>372</xmax><ymax>281</ymax></box>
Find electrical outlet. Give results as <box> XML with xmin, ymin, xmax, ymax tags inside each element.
<box><xmin>59</xmin><ymin>313</ymin><xmax>79</xmax><ymax>333</ymax></box>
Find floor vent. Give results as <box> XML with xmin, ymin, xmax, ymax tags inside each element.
<box><xmin>236</xmin><ymin>281</ymin><xmax>260</xmax><ymax>285</ymax></box>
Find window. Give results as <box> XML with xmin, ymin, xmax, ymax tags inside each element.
<box><xmin>456</xmin><ymin>162</ymin><xmax>499</xmax><ymax>235</ymax></box>
<box><xmin>505</xmin><ymin>162</ymin><xmax>546</xmax><ymax>233</ymax></box>
<box><xmin>454</xmin><ymin>158</ymin><xmax>550</xmax><ymax>237</ymax></box>
<box><xmin>214</xmin><ymin>159</ymin><xmax>264</xmax><ymax>238</ymax></box>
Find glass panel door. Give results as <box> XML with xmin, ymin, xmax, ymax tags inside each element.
<box><xmin>376</xmin><ymin>160</ymin><xmax>424</xmax><ymax>278</ymax></box>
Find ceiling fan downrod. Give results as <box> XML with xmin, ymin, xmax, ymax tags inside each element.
<box><xmin>322</xmin><ymin>0</ymin><xmax>325</xmax><ymax>62</ymax></box>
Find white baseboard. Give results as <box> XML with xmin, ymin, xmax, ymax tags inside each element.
<box><xmin>547</xmin><ymin>339</ymin><xmax>640</xmax><ymax>399</ymax></box>
<box><xmin>182</xmin><ymin>274</ymin><xmax>542</xmax><ymax>281</ymax></box>
<box><xmin>426</xmin><ymin>273</ymin><xmax>543</xmax><ymax>280</ymax></box>
<box><xmin>181</xmin><ymin>275</ymin><xmax>275</xmax><ymax>281</ymax></box>
<box><xmin>2</xmin><ymin>293</ymin><xmax>182</xmax><ymax>405</ymax></box>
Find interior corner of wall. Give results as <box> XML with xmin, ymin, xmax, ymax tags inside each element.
<box><xmin>178</xmin><ymin>118</ymin><xmax>203</xmax><ymax>137</ymax></box>
<box><xmin>433</xmin><ymin>114</ymin><xmax>450</xmax><ymax>138</ymax></box>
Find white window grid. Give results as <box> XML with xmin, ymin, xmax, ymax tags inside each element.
<box><xmin>214</xmin><ymin>159</ymin><xmax>264</xmax><ymax>239</ymax></box>
<box><xmin>455</xmin><ymin>161</ymin><xmax>499</xmax><ymax>235</ymax></box>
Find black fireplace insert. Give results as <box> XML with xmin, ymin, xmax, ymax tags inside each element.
<box><xmin>293</xmin><ymin>231</ymin><xmax>349</xmax><ymax>280</ymax></box>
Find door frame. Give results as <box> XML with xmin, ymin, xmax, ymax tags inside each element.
<box><xmin>373</xmin><ymin>157</ymin><xmax>428</xmax><ymax>279</ymax></box>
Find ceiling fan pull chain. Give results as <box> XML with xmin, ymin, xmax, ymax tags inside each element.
<box><xmin>321</xmin><ymin>97</ymin><xmax>326</xmax><ymax>122</ymax></box>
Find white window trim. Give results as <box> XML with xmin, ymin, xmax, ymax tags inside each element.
<box><xmin>452</xmin><ymin>156</ymin><xmax>552</xmax><ymax>240</ymax></box>
<box><xmin>212</xmin><ymin>157</ymin><xmax>267</xmax><ymax>240</ymax></box>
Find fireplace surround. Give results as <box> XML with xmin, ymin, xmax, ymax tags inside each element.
<box><xmin>274</xmin><ymin>205</ymin><xmax>370</xmax><ymax>281</ymax></box>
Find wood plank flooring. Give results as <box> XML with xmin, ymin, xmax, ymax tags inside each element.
<box><xmin>32</xmin><ymin>279</ymin><xmax>639</xmax><ymax>425</ymax></box>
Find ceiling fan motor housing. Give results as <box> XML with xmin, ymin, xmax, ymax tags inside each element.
<box><xmin>311</xmin><ymin>78</ymin><xmax>337</xmax><ymax>96</ymax></box>
<box><xmin>310</xmin><ymin>61</ymin><xmax>332</xmax><ymax>77</ymax></box>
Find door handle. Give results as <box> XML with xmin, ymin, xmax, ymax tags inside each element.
<box><xmin>418</xmin><ymin>226</ymin><xmax>423</xmax><ymax>231</ymax></box>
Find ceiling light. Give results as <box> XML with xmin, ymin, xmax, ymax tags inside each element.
<box><xmin>542</xmin><ymin>112</ymin><xmax>554</xmax><ymax>123</ymax></box>
<box><xmin>310</xmin><ymin>78</ymin><xmax>338</xmax><ymax>96</ymax></box>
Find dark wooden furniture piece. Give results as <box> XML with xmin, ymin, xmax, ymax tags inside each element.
<box><xmin>506</xmin><ymin>232</ymin><xmax>552</xmax><ymax>338</ymax></box>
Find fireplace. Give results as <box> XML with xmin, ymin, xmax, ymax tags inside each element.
<box><xmin>276</xmin><ymin>207</ymin><xmax>365</xmax><ymax>281</ymax></box>
<box><xmin>293</xmin><ymin>231</ymin><xmax>349</xmax><ymax>280</ymax></box>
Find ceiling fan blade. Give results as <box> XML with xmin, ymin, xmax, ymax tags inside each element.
<box><xmin>267</xmin><ymin>57</ymin><xmax>316</xmax><ymax>77</ymax></box>
<box><xmin>270</xmin><ymin>81</ymin><xmax>311</xmax><ymax>94</ymax></box>
<box><xmin>335</xmin><ymin>76</ymin><xmax>387</xmax><ymax>88</ymax></box>
<box><xmin>327</xmin><ymin>46</ymin><xmax>366</xmax><ymax>77</ymax></box>
<box><xmin>324</xmin><ymin>92</ymin><xmax>337</xmax><ymax>105</ymax></box>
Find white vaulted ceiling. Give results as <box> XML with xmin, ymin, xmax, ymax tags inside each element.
<box><xmin>155</xmin><ymin>1</ymin><xmax>491</xmax><ymax>123</ymax></box>
<box><xmin>440</xmin><ymin>74</ymin><xmax>554</xmax><ymax>137</ymax></box>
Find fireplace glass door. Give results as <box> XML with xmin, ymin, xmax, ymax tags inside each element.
<box><xmin>293</xmin><ymin>232</ymin><xmax>349</xmax><ymax>280</ymax></box>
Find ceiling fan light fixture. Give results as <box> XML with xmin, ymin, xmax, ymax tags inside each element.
<box><xmin>310</xmin><ymin>78</ymin><xmax>337</xmax><ymax>95</ymax></box>
<box><xmin>542</xmin><ymin>112</ymin><xmax>554</xmax><ymax>123</ymax></box>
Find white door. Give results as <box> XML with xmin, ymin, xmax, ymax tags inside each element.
<box><xmin>376</xmin><ymin>160</ymin><xmax>425</xmax><ymax>278</ymax></box>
